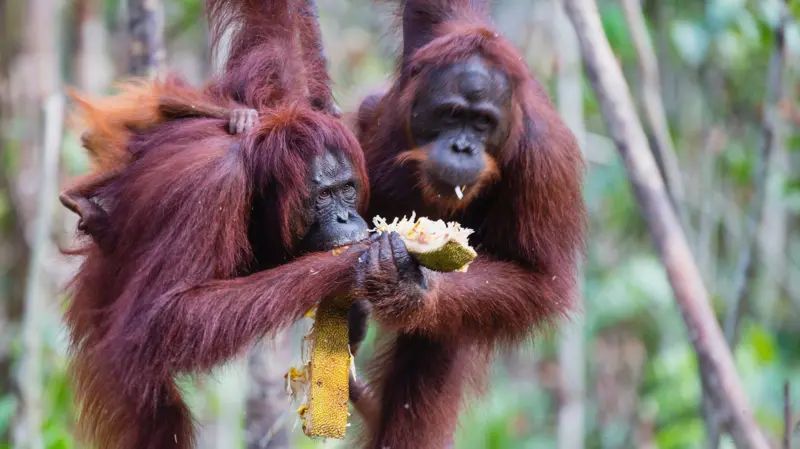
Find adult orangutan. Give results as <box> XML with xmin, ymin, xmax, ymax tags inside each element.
<box><xmin>347</xmin><ymin>1</ymin><xmax>587</xmax><ymax>447</ymax></box>
<box><xmin>61</xmin><ymin>1</ymin><xmax>370</xmax><ymax>448</ymax></box>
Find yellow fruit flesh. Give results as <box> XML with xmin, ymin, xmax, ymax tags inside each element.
<box><xmin>373</xmin><ymin>213</ymin><xmax>477</xmax><ymax>273</ymax></box>
<box><xmin>302</xmin><ymin>295</ymin><xmax>352</xmax><ymax>439</ymax></box>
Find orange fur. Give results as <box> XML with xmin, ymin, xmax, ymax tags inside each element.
<box><xmin>67</xmin><ymin>76</ymin><xmax>230</xmax><ymax>173</ymax></box>
<box><xmin>394</xmin><ymin>146</ymin><xmax>500</xmax><ymax>214</ymax></box>
<box><xmin>67</xmin><ymin>80</ymin><xmax>161</xmax><ymax>172</ymax></box>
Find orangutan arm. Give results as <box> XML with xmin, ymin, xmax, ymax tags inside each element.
<box><xmin>359</xmin><ymin>232</ymin><xmax>579</xmax><ymax>344</ymax></box>
<box><xmin>96</xmin><ymin>247</ymin><xmax>366</xmax><ymax>381</ymax></box>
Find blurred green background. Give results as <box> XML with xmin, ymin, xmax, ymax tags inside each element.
<box><xmin>1</xmin><ymin>0</ymin><xmax>799</xmax><ymax>448</ymax></box>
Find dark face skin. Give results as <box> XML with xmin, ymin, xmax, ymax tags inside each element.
<box><xmin>409</xmin><ymin>55</ymin><xmax>511</xmax><ymax>200</ymax></box>
<box><xmin>299</xmin><ymin>149</ymin><xmax>369</xmax><ymax>252</ymax></box>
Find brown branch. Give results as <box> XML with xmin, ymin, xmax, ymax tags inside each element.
<box><xmin>127</xmin><ymin>0</ymin><xmax>166</xmax><ymax>78</ymax></box>
<box><xmin>561</xmin><ymin>0</ymin><xmax>768</xmax><ymax>447</ymax></box>
<box><xmin>784</xmin><ymin>381</ymin><xmax>792</xmax><ymax>449</ymax></box>
<box><xmin>619</xmin><ymin>0</ymin><xmax>686</xmax><ymax>229</ymax></box>
<box><xmin>722</xmin><ymin>1</ymin><xmax>790</xmax><ymax>348</ymax></box>
<box><xmin>706</xmin><ymin>6</ymin><xmax>793</xmax><ymax>447</ymax></box>
<box><xmin>245</xmin><ymin>333</ymin><xmax>293</xmax><ymax>449</ymax></box>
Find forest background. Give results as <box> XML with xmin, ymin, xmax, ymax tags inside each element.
<box><xmin>1</xmin><ymin>0</ymin><xmax>800</xmax><ymax>448</ymax></box>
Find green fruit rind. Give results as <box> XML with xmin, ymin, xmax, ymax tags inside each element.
<box><xmin>410</xmin><ymin>240</ymin><xmax>477</xmax><ymax>273</ymax></box>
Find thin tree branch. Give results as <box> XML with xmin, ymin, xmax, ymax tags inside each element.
<box><xmin>722</xmin><ymin>1</ymin><xmax>790</xmax><ymax>349</ymax></box>
<box><xmin>708</xmin><ymin>7</ymin><xmax>792</xmax><ymax>447</ymax></box>
<box><xmin>784</xmin><ymin>381</ymin><xmax>792</xmax><ymax>449</ymax></box>
<box><xmin>245</xmin><ymin>333</ymin><xmax>293</xmax><ymax>449</ymax></box>
<box><xmin>18</xmin><ymin>93</ymin><xmax>64</xmax><ymax>449</ymax></box>
<box><xmin>619</xmin><ymin>0</ymin><xmax>686</xmax><ymax>229</ymax></box>
<box><xmin>562</xmin><ymin>1</ymin><xmax>768</xmax><ymax>448</ymax></box>
<box><xmin>555</xmin><ymin>1</ymin><xmax>586</xmax><ymax>448</ymax></box>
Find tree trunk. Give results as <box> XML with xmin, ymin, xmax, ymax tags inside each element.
<box><xmin>619</xmin><ymin>0</ymin><xmax>685</xmax><ymax>229</ymax></box>
<box><xmin>10</xmin><ymin>0</ymin><xmax>61</xmax><ymax>446</ymax></box>
<box><xmin>127</xmin><ymin>0</ymin><xmax>165</xmax><ymax>78</ymax></box>
<box><xmin>555</xmin><ymin>1</ymin><xmax>586</xmax><ymax>448</ymax></box>
<box><xmin>17</xmin><ymin>94</ymin><xmax>65</xmax><ymax>449</ymax></box>
<box><xmin>562</xmin><ymin>0</ymin><xmax>769</xmax><ymax>447</ymax></box>
<box><xmin>245</xmin><ymin>331</ymin><xmax>294</xmax><ymax>449</ymax></box>
<box><xmin>0</xmin><ymin>0</ymin><xmax>26</xmax><ymax>416</ymax></box>
<box><xmin>73</xmin><ymin>0</ymin><xmax>113</xmax><ymax>93</ymax></box>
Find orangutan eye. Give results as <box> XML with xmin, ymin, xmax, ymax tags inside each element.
<box><xmin>318</xmin><ymin>189</ymin><xmax>332</xmax><ymax>200</ymax></box>
<box><xmin>440</xmin><ymin>108</ymin><xmax>462</xmax><ymax>125</ymax></box>
<box><xmin>473</xmin><ymin>114</ymin><xmax>493</xmax><ymax>132</ymax></box>
<box><xmin>343</xmin><ymin>182</ymin><xmax>356</xmax><ymax>198</ymax></box>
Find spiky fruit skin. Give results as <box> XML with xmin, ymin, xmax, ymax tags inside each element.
<box><xmin>411</xmin><ymin>240</ymin><xmax>477</xmax><ymax>273</ymax></box>
<box><xmin>304</xmin><ymin>295</ymin><xmax>352</xmax><ymax>439</ymax></box>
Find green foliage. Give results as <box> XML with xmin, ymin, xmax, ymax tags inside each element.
<box><xmin>0</xmin><ymin>396</ymin><xmax>17</xmax><ymax>439</ymax></box>
<box><xmin>598</xmin><ymin>4</ymin><xmax>636</xmax><ymax>62</ymax></box>
<box><xmin>456</xmin><ymin>366</ymin><xmax>555</xmax><ymax>449</ymax></box>
<box><xmin>586</xmin><ymin>255</ymin><xmax>673</xmax><ymax>333</ymax></box>
<box><xmin>721</xmin><ymin>140</ymin><xmax>756</xmax><ymax>186</ymax></box>
<box><xmin>670</xmin><ymin>20</ymin><xmax>710</xmax><ymax>68</ymax></box>
<box><xmin>165</xmin><ymin>0</ymin><xmax>204</xmax><ymax>40</ymax></box>
<box><xmin>655</xmin><ymin>416</ymin><xmax>705</xmax><ymax>449</ymax></box>
<box><xmin>60</xmin><ymin>130</ymin><xmax>90</xmax><ymax>176</ymax></box>
<box><xmin>742</xmin><ymin>322</ymin><xmax>778</xmax><ymax>365</ymax></box>
<box><xmin>782</xmin><ymin>134</ymin><xmax>800</xmax><ymax>211</ymax></box>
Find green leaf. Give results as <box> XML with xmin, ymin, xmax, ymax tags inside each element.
<box><xmin>741</xmin><ymin>323</ymin><xmax>778</xmax><ymax>365</ymax></box>
<box><xmin>598</xmin><ymin>4</ymin><xmax>636</xmax><ymax>61</ymax></box>
<box><xmin>787</xmin><ymin>134</ymin><xmax>800</xmax><ymax>152</ymax></box>
<box><xmin>706</xmin><ymin>0</ymin><xmax>748</xmax><ymax>33</ymax></box>
<box><xmin>792</xmin><ymin>0</ymin><xmax>800</xmax><ymax>19</ymax></box>
<box><xmin>656</xmin><ymin>416</ymin><xmax>704</xmax><ymax>449</ymax></box>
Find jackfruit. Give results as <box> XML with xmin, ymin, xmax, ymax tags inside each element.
<box><xmin>372</xmin><ymin>212</ymin><xmax>477</xmax><ymax>273</ymax></box>
<box><xmin>287</xmin><ymin>214</ymin><xmax>476</xmax><ymax>440</ymax></box>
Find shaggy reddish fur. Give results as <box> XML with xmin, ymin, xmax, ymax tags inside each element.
<box><xmin>58</xmin><ymin>76</ymin><xmax>236</xmax><ymax>246</ymax></box>
<box><xmin>353</xmin><ymin>1</ymin><xmax>587</xmax><ymax>447</ymax></box>
<box><xmin>62</xmin><ymin>1</ymin><xmax>368</xmax><ymax>448</ymax></box>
